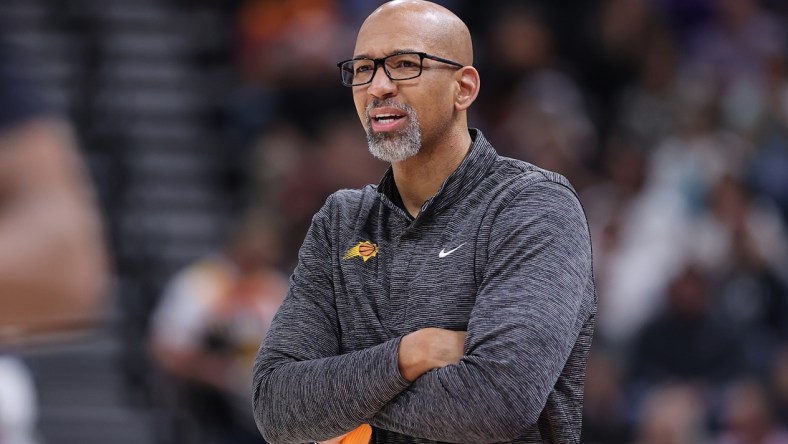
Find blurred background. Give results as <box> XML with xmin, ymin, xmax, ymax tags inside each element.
<box><xmin>0</xmin><ymin>0</ymin><xmax>787</xmax><ymax>443</ymax></box>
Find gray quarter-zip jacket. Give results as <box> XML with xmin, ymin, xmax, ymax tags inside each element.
<box><xmin>253</xmin><ymin>129</ymin><xmax>596</xmax><ymax>444</ymax></box>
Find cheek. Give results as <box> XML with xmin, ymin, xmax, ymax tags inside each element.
<box><xmin>353</xmin><ymin>92</ymin><xmax>368</xmax><ymax>127</ymax></box>
<box><xmin>421</xmin><ymin>81</ymin><xmax>454</xmax><ymax>114</ymax></box>
<box><xmin>415</xmin><ymin>92</ymin><xmax>453</xmax><ymax>128</ymax></box>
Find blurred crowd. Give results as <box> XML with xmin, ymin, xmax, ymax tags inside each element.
<box><xmin>2</xmin><ymin>0</ymin><xmax>788</xmax><ymax>443</ymax></box>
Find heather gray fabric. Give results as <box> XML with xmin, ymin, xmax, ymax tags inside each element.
<box><xmin>253</xmin><ymin>129</ymin><xmax>596</xmax><ymax>444</ymax></box>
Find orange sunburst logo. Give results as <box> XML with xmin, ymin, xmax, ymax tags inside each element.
<box><xmin>344</xmin><ymin>241</ymin><xmax>379</xmax><ymax>262</ymax></box>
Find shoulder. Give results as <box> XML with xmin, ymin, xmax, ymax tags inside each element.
<box><xmin>316</xmin><ymin>186</ymin><xmax>378</xmax><ymax>217</ymax></box>
<box><xmin>308</xmin><ymin>186</ymin><xmax>379</xmax><ymax>238</ymax></box>
<box><xmin>494</xmin><ymin>156</ymin><xmax>576</xmax><ymax>193</ymax></box>
<box><xmin>480</xmin><ymin>161</ymin><xmax>593</xmax><ymax>265</ymax></box>
<box><xmin>327</xmin><ymin>187</ymin><xmax>370</xmax><ymax>207</ymax></box>
<box><xmin>484</xmin><ymin>156</ymin><xmax>582</xmax><ymax>215</ymax></box>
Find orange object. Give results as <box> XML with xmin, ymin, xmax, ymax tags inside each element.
<box><xmin>340</xmin><ymin>424</ymin><xmax>372</xmax><ymax>444</ymax></box>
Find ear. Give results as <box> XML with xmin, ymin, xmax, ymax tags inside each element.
<box><xmin>454</xmin><ymin>66</ymin><xmax>480</xmax><ymax>111</ymax></box>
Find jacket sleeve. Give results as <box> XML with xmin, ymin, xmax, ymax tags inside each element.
<box><xmin>252</xmin><ymin>195</ymin><xmax>411</xmax><ymax>444</ymax></box>
<box><xmin>370</xmin><ymin>181</ymin><xmax>595</xmax><ymax>443</ymax></box>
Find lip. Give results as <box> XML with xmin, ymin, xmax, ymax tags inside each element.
<box><xmin>368</xmin><ymin>107</ymin><xmax>408</xmax><ymax>133</ymax></box>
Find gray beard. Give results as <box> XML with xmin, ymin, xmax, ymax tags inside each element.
<box><xmin>365</xmin><ymin>103</ymin><xmax>422</xmax><ymax>162</ymax></box>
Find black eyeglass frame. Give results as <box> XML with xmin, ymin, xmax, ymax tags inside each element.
<box><xmin>337</xmin><ymin>51</ymin><xmax>464</xmax><ymax>87</ymax></box>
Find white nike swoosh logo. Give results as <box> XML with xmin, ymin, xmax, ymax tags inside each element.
<box><xmin>438</xmin><ymin>242</ymin><xmax>466</xmax><ymax>258</ymax></box>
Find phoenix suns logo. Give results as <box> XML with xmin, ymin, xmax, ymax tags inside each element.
<box><xmin>344</xmin><ymin>241</ymin><xmax>379</xmax><ymax>262</ymax></box>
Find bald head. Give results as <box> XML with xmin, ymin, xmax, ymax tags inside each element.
<box><xmin>349</xmin><ymin>1</ymin><xmax>480</xmax><ymax>162</ymax></box>
<box><xmin>357</xmin><ymin>0</ymin><xmax>473</xmax><ymax>65</ymax></box>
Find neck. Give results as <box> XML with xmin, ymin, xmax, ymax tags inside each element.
<box><xmin>391</xmin><ymin>127</ymin><xmax>472</xmax><ymax>217</ymax></box>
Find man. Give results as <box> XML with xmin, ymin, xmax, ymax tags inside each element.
<box><xmin>252</xmin><ymin>1</ymin><xmax>596</xmax><ymax>443</ymax></box>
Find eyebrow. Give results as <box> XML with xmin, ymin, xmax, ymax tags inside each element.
<box><xmin>352</xmin><ymin>49</ymin><xmax>422</xmax><ymax>60</ymax></box>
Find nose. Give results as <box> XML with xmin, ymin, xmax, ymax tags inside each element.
<box><xmin>366</xmin><ymin>65</ymin><xmax>397</xmax><ymax>99</ymax></box>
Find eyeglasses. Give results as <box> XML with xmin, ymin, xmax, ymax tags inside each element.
<box><xmin>337</xmin><ymin>51</ymin><xmax>464</xmax><ymax>87</ymax></box>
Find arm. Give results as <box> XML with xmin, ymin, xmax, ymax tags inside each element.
<box><xmin>0</xmin><ymin>118</ymin><xmax>108</xmax><ymax>343</ymax></box>
<box><xmin>313</xmin><ymin>328</ymin><xmax>466</xmax><ymax>444</ymax></box>
<box><xmin>371</xmin><ymin>181</ymin><xmax>594</xmax><ymax>442</ymax></box>
<box><xmin>252</xmin><ymin>196</ymin><xmax>411</xmax><ymax>444</ymax></box>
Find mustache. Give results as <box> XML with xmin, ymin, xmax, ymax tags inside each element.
<box><xmin>366</xmin><ymin>99</ymin><xmax>412</xmax><ymax>115</ymax></box>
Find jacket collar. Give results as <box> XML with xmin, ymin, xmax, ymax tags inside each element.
<box><xmin>376</xmin><ymin>128</ymin><xmax>498</xmax><ymax>218</ymax></box>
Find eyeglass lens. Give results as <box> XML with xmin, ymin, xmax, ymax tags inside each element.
<box><xmin>341</xmin><ymin>53</ymin><xmax>423</xmax><ymax>86</ymax></box>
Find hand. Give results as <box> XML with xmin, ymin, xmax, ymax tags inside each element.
<box><xmin>398</xmin><ymin>328</ymin><xmax>466</xmax><ymax>381</ymax></box>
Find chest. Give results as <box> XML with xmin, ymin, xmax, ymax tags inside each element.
<box><xmin>333</xmin><ymin>204</ymin><xmax>485</xmax><ymax>351</ymax></box>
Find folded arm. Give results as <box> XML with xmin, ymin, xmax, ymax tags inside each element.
<box><xmin>371</xmin><ymin>181</ymin><xmax>594</xmax><ymax>442</ymax></box>
<box><xmin>253</xmin><ymin>196</ymin><xmax>413</xmax><ymax>444</ymax></box>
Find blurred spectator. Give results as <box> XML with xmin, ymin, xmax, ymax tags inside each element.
<box><xmin>480</xmin><ymin>5</ymin><xmax>599</xmax><ymax>190</ymax></box>
<box><xmin>149</xmin><ymin>209</ymin><xmax>287</xmax><ymax>444</ymax></box>
<box><xmin>583</xmin><ymin>136</ymin><xmax>649</xmax><ymax>340</ymax></box>
<box><xmin>479</xmin><ymin>3</ymin><xmax>555</xmax><ymax>120</ymax></box>
<box><xmin>575</xmin><ymin>0</ymin><xmax>657</xmax><ymax>134</ymax></box>
<box><xmin>647</xmin><ymin>105</ymin><xmax>748</xmax><ymax>216</ymax></box>
<box><xmin>629</xmin><ymin>264</ymin><xmax>744</xmax><ymax>385</ymax></box>
<box><xmin>747</xmin><ymin>52</ymin><xmax>788</xmax><ymax>221</ymax></box>
<box><xmin>698</xmin><ymin>175</ymin><xmax>788</xmax><ymax>373</ymax></box>
<box><xmin>237</xmin><ymin>0</ymin><xmax>347</xmax><ymax>87</ymax></box>
<box><xmin>687</xmin><ymin>0</ymin><xmax>785</xmax><ymax>134</ymax></box>
<box><xmin>234</xmin><ymin>0</ymin><xmax>352</xmax><ymax>134</ymax></box>
<box><xmin>687</xmin><ymin>0</ymin><xmax>784</xmax><ymax>87</ymax></box>
<box><xmin>634</xmin><ymin>383</ymin><xmax>708</xmax><ymax>444</ymax></box>
<box><xmin>497</xmin><ymin>69</ymin><xmax>599</xmax><ymax>190</ymax></box>
<box><xmin>714</xmin><ymin>378</ymin><xmax>788</xmax><ymax>444</ymax></box>
<box><xmin>594</xmin><ymin>95</ymin><xmax>755</xmax><ymax>346</ymax></box>
<box><xmin>0</xmin><ymin>42</ymin><xmax>108</xmax><ymax>444</ymax></box>
<box><xmin>616</xmin><ymin>23</ymin><xmax>685</xmax><ymax>152</ymax></box>
<box><xmin>583</xmin><ymin>143</ymin><xmax>686</xmax><ymax>347</ymax></box>
<box><xmin>582</xmin><ymin>348</ymin><xmax>633</xmax><ymax>443</ymax></box>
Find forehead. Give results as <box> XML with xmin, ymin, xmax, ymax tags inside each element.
<box><xmin>354</xmin><ymin>12</ymin><xmax>440</xmax><ymax>57</ymax></box>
